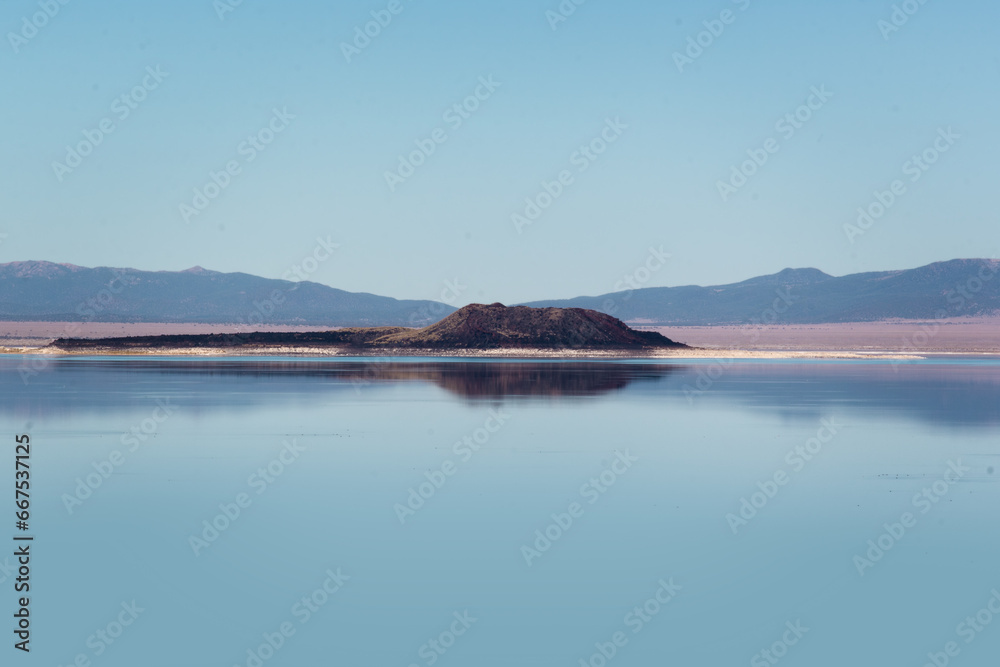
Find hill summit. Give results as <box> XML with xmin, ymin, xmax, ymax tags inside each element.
<box><xmin>371</xmin><ymin>303</ymin><xmax>686</xmax><ymax>349</ymax></box>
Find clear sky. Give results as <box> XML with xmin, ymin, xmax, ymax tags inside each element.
<box><xmin>2</xmin><ymin>0</ymin><xmax>998</xmax><ymax>305</ymax></box>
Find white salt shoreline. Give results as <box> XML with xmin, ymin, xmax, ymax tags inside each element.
<box><xmin>0</xmin><ymin>345</ymin><xmax>932</xmax><ymax>361</ymax></box>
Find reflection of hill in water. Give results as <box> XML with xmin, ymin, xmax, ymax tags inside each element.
<box><xmin>0</xmin><ymin>360</ymin><xmax>678</xmax><ymax>421</ymax></box>
<box><xmin>356</xmin><ymin>362</ymin><xmax>675</xmax><ymax>399</ymax></box>
<box><xmin>3</xmin><ymin>358</ymin><xmax>1000</xmax><ymax>428</ymax></box>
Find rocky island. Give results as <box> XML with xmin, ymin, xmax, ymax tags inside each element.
<box><xmin>48</xmin><ymin>303</ymin><xmax>688</xmax><ymax>356</ymax></box>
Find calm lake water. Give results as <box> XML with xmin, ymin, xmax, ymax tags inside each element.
<box><xmin>2</xmin><ymin>356</ymin><xmax>999</xmax><ymax>666</ymax></box>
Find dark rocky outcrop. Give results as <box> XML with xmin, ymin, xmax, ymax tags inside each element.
<box><xmin>368</xmin><ymin>303</ymin><xmax>685</xmax><ymax>349</ymax></box>
<box><xmin>50</xmin><ymin>304</ymin><xmax>686</xmax><ymax>351</ymax></box>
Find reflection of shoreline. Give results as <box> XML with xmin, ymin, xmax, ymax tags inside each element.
<box><xmin>8</xmin><ymin>360</ymin><xmax>678</xmax><ymax>400</ymax></box>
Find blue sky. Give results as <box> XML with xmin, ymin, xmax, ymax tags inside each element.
<box><xmin>2</xmin><ymin>0</ymin><xmax>998</xmax><ymax>305</ymax></box>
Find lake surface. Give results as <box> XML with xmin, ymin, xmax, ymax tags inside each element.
<box><xmin>2</xmin><ymin>356</ymin><xmax>999</xmax><ymax>666</ymax></box>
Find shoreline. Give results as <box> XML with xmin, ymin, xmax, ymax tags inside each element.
<box><xmin>0</xmin><ymin>345</ymin><xmax>936</xmax><ymax>361</ymax></box>
<box><xmin>2</xmin><ymin>318</ymin><xmax>996</xmax><ymax>360</ymax></box>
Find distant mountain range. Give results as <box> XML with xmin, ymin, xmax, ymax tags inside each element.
<box><xmin>0</xmin><ymin>261</ymin><xmax>455</xmax><ymax>326</ymax></box>
<box><xmin>2</xmin><ymin>259</ymin><xmax>998</xmax><ymax>326</ymax></box>
<box><xmin>523</xmin><ymin>259</ymin><xmax>1000</xmax><ymax>325</ymax></box>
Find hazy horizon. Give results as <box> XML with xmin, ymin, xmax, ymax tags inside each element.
<box><xmin>3</xmin><ymin>0</ymin><xmax>998</xmax><ymax>304</ymax></box>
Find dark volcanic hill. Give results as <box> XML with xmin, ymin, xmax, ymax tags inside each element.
<box><xmin>521</xmin><ymin>259</ymin><xmax>1000</xmax><ymax>324</ymax></box>
<box><xmin>371</xmin><ymin>303</ymin><xmax>685</xmax><ymax>349</ymax></box>
<box><xmin>0</xmin><ymin>261</ymin><xmax>454</xmax><ymax>327</ymax></box>
<box><xmin>50</xmin><ymin>304</ymin><xmax>687</xmax><ymax>351</ymax></box>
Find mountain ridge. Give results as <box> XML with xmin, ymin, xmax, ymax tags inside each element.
<box><xmin>0</xmin><ymin>260</ymin><xmax>455</xmax><ymax>327</ymax></box>
<box><xmin>3</xmin><ymin>259</ymin><xmax>998</xmax><ymax>326</ymax></box>
<box><xmin>522</xmin><ymin>259</ymin><xmax>1000</xmax><ymax>324</ymax></box>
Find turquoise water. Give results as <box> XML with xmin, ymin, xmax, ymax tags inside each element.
<box><xmin>2</xmin><ymin>357</ymin><xmax>999</xmax><ymax>666</ymax></box>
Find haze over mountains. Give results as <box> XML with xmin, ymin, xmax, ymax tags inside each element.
<box><xmin>1</xmin><ymin>259</ymin><xmax>998</xmax><ymax>326</ymax></box>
